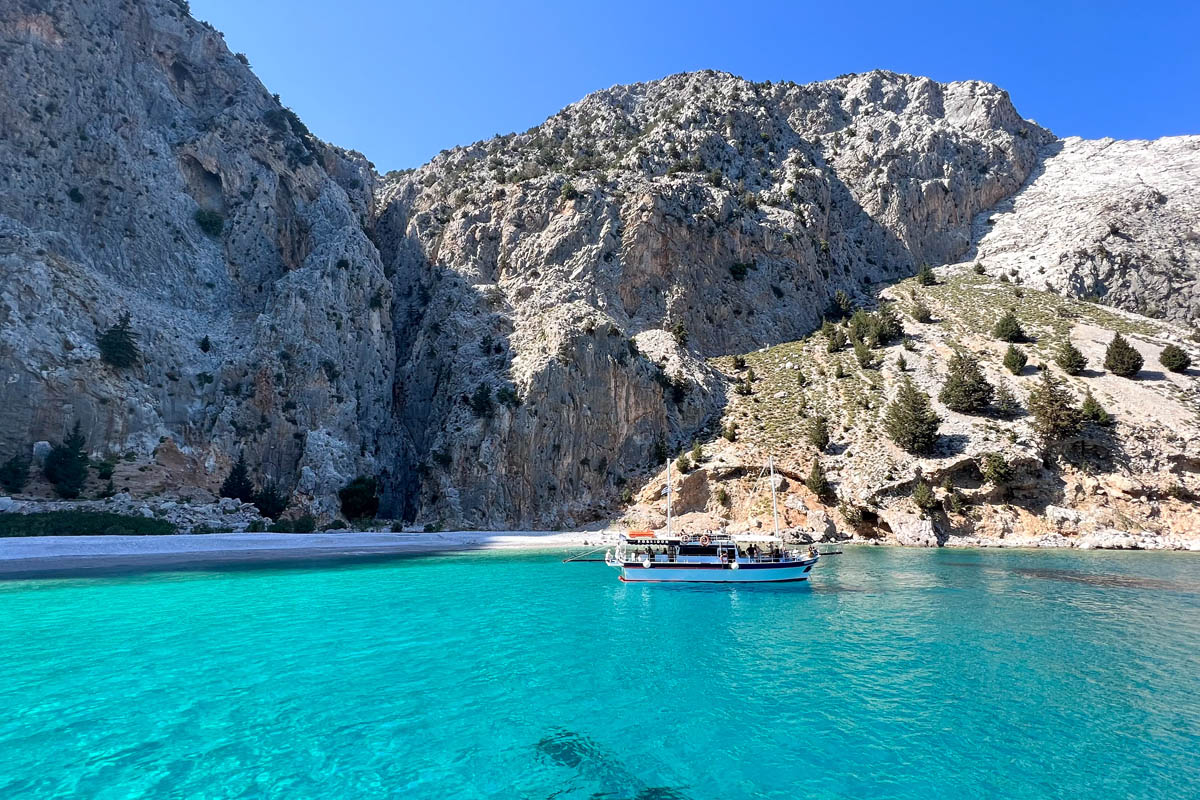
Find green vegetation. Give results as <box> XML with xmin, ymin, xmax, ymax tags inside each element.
<box><xmin>68</xmin><ymin>187</ymin><xmax>84</xmax><ymax>203</ymax></box>
<box><xmin>219</xmin><ymin>453</ymin><xmax>255</xmax><ymax>503</ymax></box>
<box><xmin>1159</xmin><ymin>344</ymin><xmax>1191</xmax><ymax>373</ymax></box>
<box><xmin>0</xmin><ymin>453</ymin><xmax>30</xmax><ymax>493</ymax></box>
<box><xmin>675</xmin><ymin>453</ymin><xmax>691</xmax><ymax>473</ymax></box>
<box><xmin>98</xmin><ymin>312</ymin><xmax>140</xmax><ymax>368</ymax></box>
<box><xmin>671</xmin><ymin>320</ymin><xmax>689</xmax><ymax>347</ymax></box>
<box><xmin>690</xmin><ymin>440</ymin><xmax>704</xmax><ymax>463</ymax></box>
<box><xmin>884</xmin><ymin>378</ymin><xmax>940</xmax><ymax>455</ymax></box>
<box><xmin>992</xmin><ymin>310</ymin><xmax>1027</xmax><ymax>343</ymax></box>
<box><xmin>268</xmin><ymin>514</ymin><xmax>316</xmax><ymax>533</ymax></box>
<box><xmin>44</xmin><ymin>422</ymin><xmax>88</xmax><ymax>499</ymax></box>
<box><xmin>805</xmin><ymin>461</ymin><xmax>831</xmax><ymax>499</ymax></box>
<box><xmin>979</xmin><ymin>452</ymin><xmax>1012</xmax><ymax>486</ymax></box>
<box><xmin>194</xmin><ymin>208</ymin><xmax>224</xmax><ymax>237</ymax></box>
<box><xmin>559</xmin><ymin>181</ymin><xmax>579</xmax><ymax>201</ymax></box>
<box><xmin>938</xmin><ymin>351</ymin><xmax>994</xmax><ymax>414</ymax></box>
<box><xmin>1080</xmin><ymin>390</ymin><xmax>1113</xmax><ymax>427</ymax></box>
<box><xmin>199</xmin><ymin>335</ymin><xmax>212</xmax><ymax>353</ymax></box>
<box><xmin>470</xmin><ymin>383</ymin><xmax>494</xmax><ymax>418</ymax></box>
<box><xmin>1003</xmin><ymin>344</ymin><xmax>1028</xmax><ymax>375</ymax></box>
<box><xmin>1027</xmin><ymin>370</ymin><xmax>1082</xmax><ymax>443</ymax></box>
<box><xmin>1104</xmin><ymin>334</ymin><xmax>1143</xmax><ymax>377</ymax></box>
<box><xmin>252</xmin><ymin>481</ymin><xmax>288</xmax><ymax>520</ymax></box>
<box><xmin>993</xmin><ymin>383</ymin><xmax>1020</xmax><ymax>417</ymax></box>
<box><xmin>806</xmin><ymin>415</ymin><xmax>830</xmax><ymax>451</ymax></box>
<box><xmin>1054</xmin><ymin>341</ymin><xmax>1087</xmax><ymax>375</ymax></box>
<box><xmin>0</xmin><ymin>511</ymin><xmax>176</xmax><ymax>537</ymax></box>
<box><xmin>825</xmin><ymin>326</ymin><xmax>847</xmax><ymax>352</ymax></box>
<box><xmin>911</xmin><ymin>475</ymin><xmax>936</xmax><ymax>511</ymax></box>
<box><xmin>338</xmin><ymin>476</ymin><xmax>380</xmax><ymax>520</ymax></box>
<box><xmin>910</xmin><ymin>298</ymin><xmax>932</xmax><ymax>323</ymax></box>
<box><xmin>916</xmin><ymin>263</ymin><xmax>936</xmax><ymax>286</ymax></box>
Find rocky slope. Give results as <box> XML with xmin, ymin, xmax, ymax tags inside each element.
<box><xmin>0</xmin><ymin>0</ymin><xmax>393</xmax><ymax>517</ymax></box>
<box><xmin>619</xmin><ymin>269</ymin><xmax>1200</xmax><ymax>549</ymax></box>
<box><xmin>0</xmin><ymin>0</ymin><xmax>1196</xmax><ymax>537</ymax></box>
<box><xmin>967</xmin><ymin>136</ymin><xmax>1200</xmax><ymax>324</ymax></box>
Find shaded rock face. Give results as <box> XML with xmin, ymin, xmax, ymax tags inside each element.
<box><xmin>0</xmin><ymin>0</ymin><xmax>393</xmax><ymax>514</ymax></box>
<box><xmin>372</xmin><ymin>70</ymin><xmax>1051</xmax><ymax>526</ymax></box>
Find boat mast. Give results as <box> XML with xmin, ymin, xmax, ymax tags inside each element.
<box><xmin>665</xmin><ymin>458</ymin><xmax>672</xmax><ymax>539</ymax></box>
<box><xmin>769</xmin><ymin>456</ymin><xmax>780</xmax><ymax>537</ymax></box>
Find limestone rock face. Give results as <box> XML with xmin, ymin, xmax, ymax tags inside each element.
<box><xmin>968</xmin><ymin>136</ymin><xmax>1200</xmax><ymax>324</ymax></box>
<box><xmin>0</xmin><ymin>0</ymin><xmax>393</xmax><ymax>514</ymax></box>
<box><xmin>373</xmin><ymin>70</ymin><xmax>1052</xmax><ymax>526</ymax></box>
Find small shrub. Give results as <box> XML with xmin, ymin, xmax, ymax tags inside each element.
<box><xmin>0</xmin><ymin>511</ymin><xmax>175</xmax><ymax>537</ymax></box>
<box><xmin>675</xmin><ymin>454</ymin><xmax>691</xmax><ymax>474</ymax></box>
<box><xmin>671</xmin><ymin>321</ymin><xmax>689</xmax><ymax>347</ymax></box>
<box><xmin>470</xmin><ymin>383</ymin><xmax>494</xmax><ymax>418</ymax></box>
<box><xmin>722</xmin><ymin>422</ymin><xmax>738</xmax><ymax>442</ymax></box>
<box><xmin>715</xmin><ymin>487</ymin><xmax>730</xmax><ymax>507</ymax></box>
<box><xmin>910</xmin><ymin>299</ymin><xmax>932</xmax><ymax>323</ymax></box>
<box><xmin>973</xmin><ymin>263</ymin><xmax>985</xmax><ymax>275</ymax></box>
<box><xmin>68</xmin><ymin>187</ymin><xmax>84</xmax><ymax>203</ymax></box>
<box><xmin>992</xmin><ymin>310</ymin><xmax>1026</xmax><ymax>343</ymax></box>
<box><xmin>853</xmin><ymin>338</ymin><xmax>876</xmax><ymax>369</ymax></box>
<box><xmin>979</xmin><ymin>452</ymin><xmax>1012</xmax><ymax>485</ymax></box>
<box><xmin>199</xmin><ymin>335</ymin><xmax>212</xmax><ymax>353</ymax></box>
<box><xmin>1080</xmin><ymin>390</ymin><xmax>1113</xmax><ymax>426</ymax></box>
<box><xmin>994</xmin><ymin>383</ymin><xmax>1020</xmax><ymax>417</ymax></box>
<box><xmin>826</xmin><ymin>327</ymin><xmax>847</xmax><ymax>352</ymax></box>
<box><xmin>1159</xmin><ymin>344</ymin><xmax>1191</xmax><ymax>373</ymax></box>
<box><xmin>1104</xmin><ymin>334</ymin><xmax>1143</xmax><ymax>377</ymax></box>
<box><xmin>1003</xmin><ymin>345</ymin><xmax>1028</xmax><ymax>375</ymax></box>
<box><xmin>916</xmin><ymin>264</ymin><xmax>936</xmax><ymax>286</ymax></box>
<box><xmin>194</xmin><ymin>208</ymin><xmax>224</xmax><ymax>237</ymax></box>
<box><xmin>1055</xmin><ymin>341</ymin><xmax>1087</xmax><ymax>375</ymax></box>
<box><xmin>253</xmin><ymin>481</ymin><xmax>288</xmax><ymax>520</ymax></box>
<box><xmin>338</xmin><ymin>476</ymin><xmax>380</xmax><ymax>520</ymax></box>
<box><xmin>690</xmin><ymin>440</ymin><xmax>704</xmax><ymax>463</ymax></box>
<box><xmin>807</xmin><ymin>415</ymin><xmax>830</xmax><ymax>451</ymax></box>
<box><xmin>559</xmin><ymin>181</ymin><xmax>579</xmax><ymax>201</ymax></box>
<box><xmin>0</xmin><ymin>453</ymin><xmax>30</xmax><ymax>493</ymax></box>
<box><xmin>911</xmin><ymin>476</ymin><xmax>937</xmax><ymax>511</ymax></box>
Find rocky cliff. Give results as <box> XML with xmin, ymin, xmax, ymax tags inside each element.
<box><xmin>1</xmin><ymin>0</ymin><xmax>1196</xmax><ymax>536</ymax></box>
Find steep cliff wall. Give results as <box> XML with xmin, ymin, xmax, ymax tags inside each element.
<box><xmin>0</xmin><ymin>0</ymin><xmax>393</xmax><ymax>514</ymax></box>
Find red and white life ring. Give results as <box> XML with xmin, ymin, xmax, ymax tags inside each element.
<box><xmin>700</xmin><ymin>534</ymin><xmax>711</xmax><ymax>547</ymax></box>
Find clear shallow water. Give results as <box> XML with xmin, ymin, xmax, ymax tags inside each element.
<box><xmin>1</xmin><ymin>547</ymin><xmax>1198</xmax><ymax>799</ymax></box>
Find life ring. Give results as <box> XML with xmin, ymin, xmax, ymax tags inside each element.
<box><xmin>680</xmin><ymin>533</ymin><xmax>691</xmax><ymax>544</ymax></box>
<box><xmin>641</xmin><ymin>558</ymin><xmax>652</xmax><ymax>569</ymax></box>
<box><xmin>730</xmin><ymin>561</ymin><xmax>739</xmax><ymax>570</ymax></box>
<box><xmin>700</xmin><ymin>534</ymin><xmax>711</xmax><ymax>547</ymax></box>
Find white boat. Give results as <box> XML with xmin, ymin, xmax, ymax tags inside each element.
<box><xmin>605</xmin><ymin>457</ymin><xmax>819</xmax><ymax>583</ymax></box>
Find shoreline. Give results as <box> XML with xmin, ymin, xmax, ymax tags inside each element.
<box><xmin>0</xmin><ymin>531</ymin><xmax>615</xmax><ymax>579</ymax></box>
<box><xmin>0</xmin><ymin>529</ymin><xmax>1194</xmax><ymax>580</ymax></box>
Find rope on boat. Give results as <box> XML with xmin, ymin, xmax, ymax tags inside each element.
<box><xmin>562</xmin><ymin>545</ymin><xmax>610</xmax><ymax>563</ymax></box>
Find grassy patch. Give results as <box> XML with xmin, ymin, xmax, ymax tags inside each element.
<box><xmin>0</xmin><ymin>511</ymin><xmax>177</xmax><ymax>537</ymax></box>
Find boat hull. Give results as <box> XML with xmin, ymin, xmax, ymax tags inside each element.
<box><xmin>614</xmin><ymin>559</ymin><xmax>816</xmax><ymax>584</ymax></box>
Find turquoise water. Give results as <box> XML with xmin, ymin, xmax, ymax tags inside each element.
<box><xmin>1</xmin><ymin>548</ymin><xmax>1198</xmax><ymax>799</ymax></box>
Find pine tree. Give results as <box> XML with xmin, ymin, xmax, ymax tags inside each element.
<box><xmin>1159</xmin><ymin>344</ymin><xmax>1191</xmax><ymax>373</ymax></box>
<box><xmin>1003</xmin><ymin>344</ymin><xmax>1028</xmax><ymax>375</ymax></box>
<box><xmin>1080</xmin><ymin>390</ymin><xmax>1113</xmax><ymax>427</ymax></box>
<box><xmin>675</xmin><ymin>454</ymin><xmax>691</xmax><ymax>474</ymax></box>
<box><xmin>690</xmin><ymin>440</ymin><xmax>704</xmax><ymax>463</ymax></box>
<box><xmin>671</xmin><ymin>320</ymin><xmax>689</xmax><ymax>347</ymax></box>
<box><xmin>97</xmin><ymin>312</ymin><xmax>141</xmax><ymax>368</ymax></box>
<box><xmin>252</xmin><ymin>481</ymin><xmax>288</xmax><ymax>519</ymax></box>
<box><xmin>805</xmin><ymin>461</ymin><xmax>831</xmax><ymax>499</ymax></box>
<box><xmin>1027</xmin><ymin>370</ymin><xmax>1082</xmax><ymax>443</ymax></box>
<box><xmin>911</xmin><ymin>475</ymin><xmax>936</xmax><ymax>511</ymax></box>
<box><xmin>896</xmin><ymin>353</ymin><xmax>907</xmax><ymax>372</ymax></box>
<box><xmin>993</xmin><ymin>382</ymin><xmax>1020</xmax><ymax>417</ymax></box>
<box><xmin>219</xmin><ymin>453</ymin><xmax>255</xmax><ymax>503</ymax></box>
<box><xmin>853</xmin><ymin>337</ymin><xmax>875</xmax><ymax>369</ymax></box>
<box><xmin>1054</xmin><ymin>341</ymin><xmax>1088</xmax><ymax>375</ymax></box>
<box><xmin>992</xmin><ymin>310</ymin><xmax>1026</xmax><ymax>343</ymax></box>
<box><xmin>979</xmin><ymin>452</ymin><xmax>1012</xmax><ymax>485</ymax></box>
<box><xmin>916</xmin><ymin>263</ymin><xmax>936</xmax><ymax>286</ymax></box>
<box><xmin>1104</xmin><ymin>334</ymin><xmax>1143</xmax><ymax>377</ymax></box>
<box><xmin>44</xmin><ymin>421</ymin><xmax>88</xmax><ymax>498</ymax></box>
<box><xmin>910</xmin><ymin>298</ymin><xmax>933</xmax><ymax>323</ymax></box>
<box><xmin>0</xmin><ymin>453</ymin><xmax>30</xmax><ymax>493</ymax></box>
<box><xmin>884</xmin><ymin>378</ymin><xmax>941</xmax><ymax>454</ymax></box>
<box><xmin>807</xmin><ymin>415</ymin><xmax>830</xmax><ymax>451</ymax></box>
<box><xmin>873</xmin><ymin>305</ymin><xmax>903</xmax><ymax>344</ymax></box>
<box><xmin>938</xmin><ymin>351</ymin><xmax>994</xmax><ymax>414</ymax></box>
<box><xmin>826</xmin><ymin>327</ymin><xmax>847</xmax><ymax>352</ymax></box>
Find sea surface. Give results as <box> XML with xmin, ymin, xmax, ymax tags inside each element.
<box><xmin>1</xmin><ymin>546</ymin><xmax>1198</xmax><ymax>799</ymax></box>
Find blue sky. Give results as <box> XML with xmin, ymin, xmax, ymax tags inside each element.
<box><xmin>193</xmin><ymin>0</ymin><xmax>1199</xmax><ymax>172</ymax></box>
